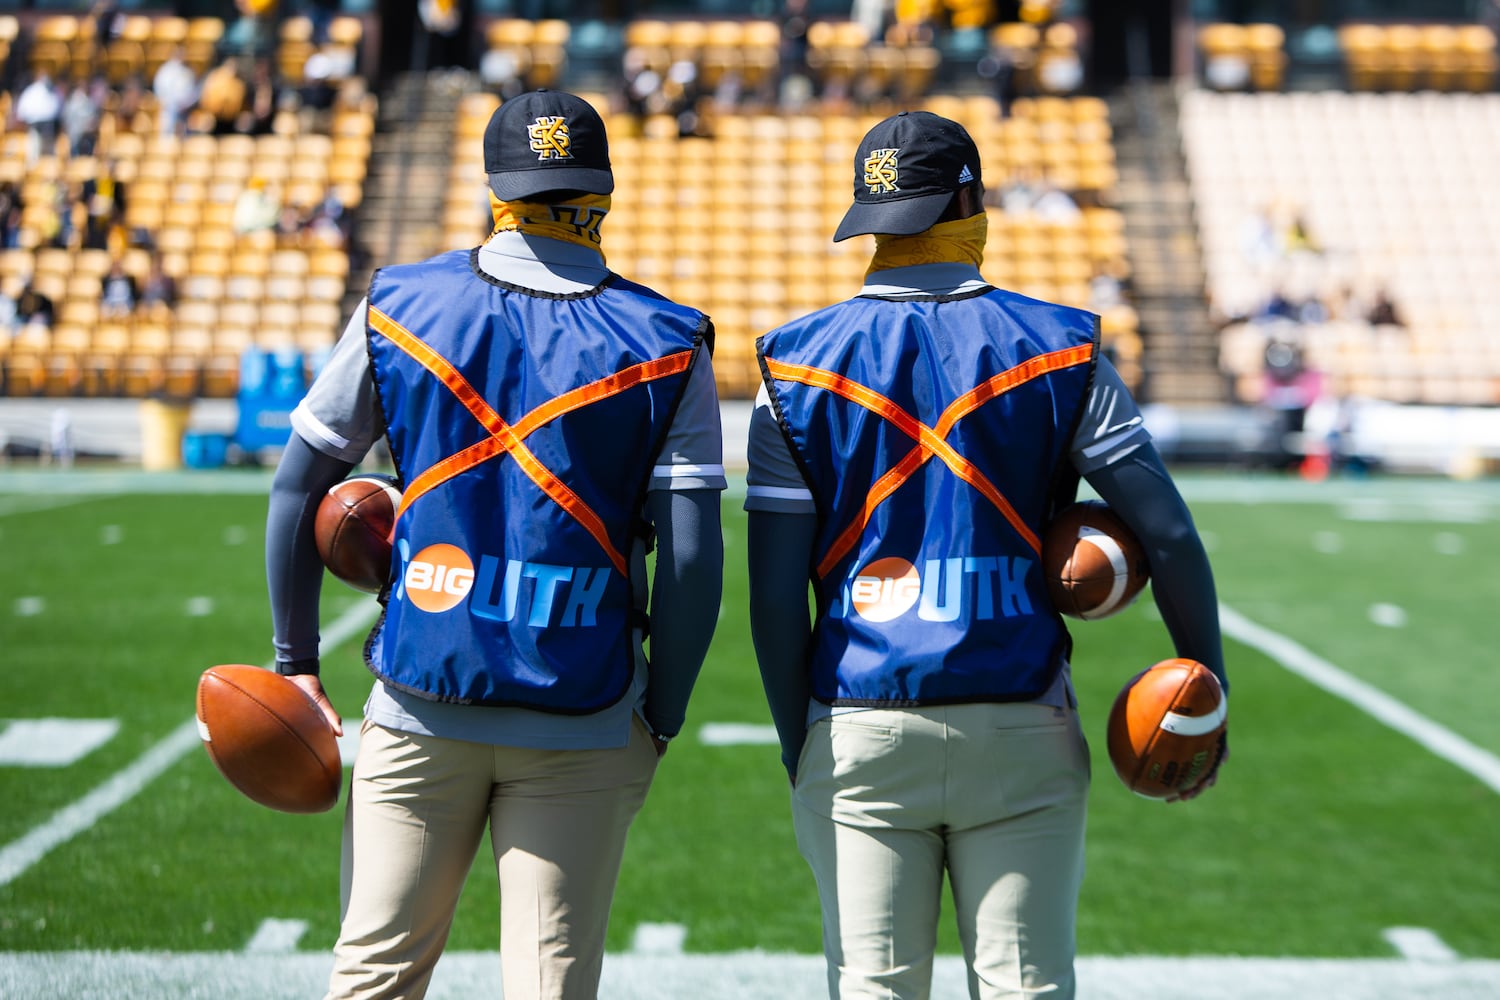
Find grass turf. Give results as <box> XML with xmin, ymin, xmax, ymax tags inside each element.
<box><xmin>0</xmin><ymin>480</ymin><xmax>1497</xmax><ymax>957</ymax></box>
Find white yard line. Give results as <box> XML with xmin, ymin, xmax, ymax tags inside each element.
<box><xmin>244</xmin><ymin>920</ymin><xmax>310</xmax><ymax>955</ymax></box>
<box><xmin>698</xmin><ymin>722</ymin><xmax>779</xmax><ymax>746</ymax></box>
<box><xmin>1220</xmin><ymin>604</ymin><xmax>1500</xmax><ymax>795</ymax></box>
<box><xmin>1384</xmin><ymin>927</ymin><xmax>1460</xmax><ymax>963</ymax></box>
<box><xmin>0</xmin><ymin>494</ymin><xmax>99</xmax><ymax>516</ymax></box>
<box><xmin>1</xmin><ymin>952</ymin><xmax>1498</xmax><ymax>999</ymax></box>
<box><xmin>0</xmin><ymin>719</ymin><xmax>121</xmax><ymax>767</ymax></box>
<box><xmin>0</xmin><ymin>599</ymin><xmax>380</xmax><ymax>889</ymax></box>
<box><xmin>628</xmin><ymin>923</ymin><xmax>687</xmax><ymax>955</ymax></box>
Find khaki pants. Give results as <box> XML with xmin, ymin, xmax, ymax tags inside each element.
<box><xmin>325</xmin><ymin>716</ymin><xmax>659</xmax><ymax>1000</ymax></box>
<box><xmin>792</xmin><ymin>702</ymin><xmax>1090</xmax><ymax>1000</ymax></box>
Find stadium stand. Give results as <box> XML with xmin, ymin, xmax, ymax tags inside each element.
<box><xmin>6</xmin><ymin>1</ymin><xmax>1497</xmax><ymax>474</ymax></box>
<box><xmin>0</xmin><ymin>13</ymin><xmax>370</xmax><ymax>402</ymax></box>
<box><xmin>1182</xmin><ymin>89</ymin><xmax>1500</xmax><ymax>407</ymax></box>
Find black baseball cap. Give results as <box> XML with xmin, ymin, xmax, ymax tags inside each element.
<box><xmin>833</xmin><ymin>110</ymin><xmax>983</xmax><ymax>242</ymax></box>
<box><xmin>484</xmin><ymin>89</ymin><xmax>614</xmax><ymax>201</ymax></box>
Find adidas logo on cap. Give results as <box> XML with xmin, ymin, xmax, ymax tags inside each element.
<box><xmin>958</xmin><ymin>164</ymin><xmax>974</xmax><ymax>184</ymax></box>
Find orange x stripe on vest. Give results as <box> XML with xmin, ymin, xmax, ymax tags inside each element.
<box><xmin>765</xmin><ymin>343</ymin><xmax>1093</xmax><ymax>580</ymax></box>
<box><xmin>370</xmin><ymin>305</ymin><xmax>695</xmax><ymax>577</ymax></box>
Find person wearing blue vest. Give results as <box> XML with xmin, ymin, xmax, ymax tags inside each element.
<box><xmin>264</xmin><ymin>89</ymin><xmax>725</xmax><ymax>1000</ymax></box>
<box><xmin>747</xmin><ymin>110</ymin><xmax>1228</xmax><ymax>999</ymax></box>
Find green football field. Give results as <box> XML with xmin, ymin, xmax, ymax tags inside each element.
<box><xmin>1</xmin><ymin>470</ymin><xmax>1498</xmax><ymax>997</ymax></box>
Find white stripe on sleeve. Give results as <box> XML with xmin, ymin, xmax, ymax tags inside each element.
<box><xmin>746</xmin><ymin>485</ymin><xmax>814</xmax><ymax>501</ymax></box>
<box><xmin>290</xmin><ymin>404</ymin><xmax>352</xmax><ymax>451</ymax></box>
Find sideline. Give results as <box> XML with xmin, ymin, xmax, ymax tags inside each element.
<box><xmin>1</xmin><ymin>951</ymin><xmax>1498</xmax><ymax>999</ymax></box>
<box><xmin>0</xmin><ymin>599</ymin><xmax>381</xmax><ymax>889</ymax></box>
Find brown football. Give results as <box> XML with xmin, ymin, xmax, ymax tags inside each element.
<box><xmin>1106</xmin><ymin>658</ymin><xmax>1226</xmax><ymax>799</ymax></box>
<box><xmin>196</xmin><ymin>664</ymin><xmax>341</xmax><ymax>814</ymax></box>
<box><xmin>1041</xmin><ymin>500</ymin><xmax>1150</xmax><ymax>620</ymax></box>
<box><xmin>314</xmin><ymin>474</ymin><xmax>401</xmax><ymax>594</ymax></box>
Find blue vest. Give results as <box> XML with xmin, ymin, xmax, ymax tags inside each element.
<box><xmin>757</xmin><ymin>285</ymin><xmax>1097</xmax><ymax>706</ymax></box>
<box><xmin>364</xmin><ymin>249</ymin><xmax>707</xmax><ymax>712</ymax></box>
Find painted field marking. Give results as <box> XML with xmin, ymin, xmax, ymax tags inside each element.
<box><xmin>0</xmin><ymin>719</ymin><xmax>120</xmax><ymax>767</ymax></box>
<box><xmin>3</xmin><ymin>952</ymin><xmax>1499</xmax><ymax>999</ymax></box>
<box><xmin>245</xmin><ymin>919</ymin><xmax>309</xmax><ymax>954</ymax></box>
<box><xmin>1384</xmin><ymin>927</ymin><xmax>1459</xmax><ymax>963</ymax></box>
<box><xmin>1338</xmin><ymin>498</ymin><xmax>1491</xmax><ymax>523</ymax></box>
<box><xmin>629</xmin><ymin>923</ymin><xmax>687</xmax><ymax>955</ymax></box>
<box><xmin>1220</xmin><ymin>604</ymin><xmax>1500</xmax><ymax>794</ymax></box>
<box><xmin>335</xmin><ymin>719</ymin><xmax>362</xmax><ymax>766</ymax></box>
<box><xmin>1432</xmin><ymin>531</ymin><xmax>1465</xmax><ymax>555</ymax></box>
<box><xmin>0</xmin><ymin>494</ymin><xmax>96</xmax><ymax>517</ymax></box>
<box><xmin>1367</xmin><ymin>602</ymin><xmax>1408</xmax><ymax>628</ymax></box>
<box><xmin>100</xmin><ymin>524</ymin><xmax>123</xmax><ymax>545</ymax></box>
<box><xmin>13</xmin><ymin>596</ymin><xmax>45</xmax><ymax>617</ymax></box>
<box><xmin>185</xmin><ymin>596</ymin><xmax>215</xmax><ymax>617</ymax></box>
<box><xmin>699</xmin><ymin>722</ymin><xmax>779</xmax><ymax>746</ymax></box>
<box><xmin>0</xmin><ymin>599</ymin><xmax>381</xmax><ymax>889</ymax></box>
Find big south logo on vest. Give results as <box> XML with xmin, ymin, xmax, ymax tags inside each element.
<box><xmin>396</xmin><ymin>540</ymin><xmax>612</xmax><ymax>628</ymax></box>
<box><xmin>829</xmin><ymin>553</ymin><xmax>1036</xmax><ymax>624</ymax></box>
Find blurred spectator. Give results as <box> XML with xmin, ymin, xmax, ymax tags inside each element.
<box><xmin>116</xmin><ymin>75</ymin><xmax>147</xmax><ymax>128</ymax></box>
<box><xmin>47</xmin><ymin>407</ymin><xmax>75</xmax><ymax>468</ymax></box>
<box><xmin>305</xmin><ymin>190</ymin><xmax>350</xmax><ymax>249</ymax></box>
<box><xmin>622</xmin><ymin>49</ymin><xmax>661</xmax><ymax>117</ymax></box>
<box><xmin>306</xmin><ymin>0</ymin><xmax>337</xmax><ymax>45</ymax></box>
<box><xmin>82</xmin><ymin>165</ymin><xmax>126</xmax><ymax>251</ymax></box>
<box><xmin>48</xmin><ymin>181</ymin><xmax>79</xmax><ymax>249</ymax></box>
<box><xmin>479</xmin><ymin>47</ymin><xmax>524</xmax><ymax>100</ymax></box>
<box><xmin>275</xmin><ymin>199</ymin><xmax>308</xmax><ymax>247</ymax></box>
<box><xmin>100</xmin><ymin>259</ymin><xmax>139</xmax><ymax>318</ymax></box>
<box><xmin>224</xmin><ymin>0</ymin><xmax>278</xmax><ymax>58</ymax></box>
<box><xmin>1259</xmin><ymin>338</ymin><xmax>1324</xmax><ymax>471</ymax></box>
<box><xmin>666</xmin><ymin>60</ymin><xmax>705</xmax><ymax>138</ymax></box>
<box><xmin>153</xmin><ymin>46</ymin><xmax>201</xmax><ymax>137</ymax></box>
<box><xmin>780</xmin><ymin>0</ymin><xmax>813</xmax><ymax>84</ymax></box>
<box><xmin>234</xmin><ymin>176</ymin><xmax>281</xmax><ymax>235</ymax></box>
<box><xmin>1031</xmin><ymin>179</ymin><xmax>1081</xmax><ymax>222</ymax></box>
<box><xmin>300</xmin><ymin>51</ymin><xmax>339</xmax><ymax>112</ymax></box>
<box><xmin>15</xmin><ymin>281</ymin><xmax>55</xmax><ymax>329</ymax></box>
<box><xmin>61</xmin><ymin>78</ymin><xmax>105</xmax><ymax>157</ymax></box>
<box><xmin>0</xmin><ymin>182</ymin><xmax>20</xmax><ymax>249</ymax></box>
<box><xmin>852</xmin><ymin>0</ymin><xmax>893</xmax><ymax>41</ymax></box>
<box><xmin>1259</xmin><ymin>273</ymin><xmax>1331</xmax><ymax>326</ymax></box>
<box><xmin>0</xmin><ymin>279</ymin><xmax>19</xmax><ymax>332</ymax></box>
<box><xmin>15</xmin><ymin>71</ymin><xmax>63</xmax><ymax>163</ymax></box>
<box><xmin>1366</xmin><ymin>286</ymin><xmax>1405</xmax><ymax>328</ymax></box>
<box><xmin>197</xmin><ymin>58</ymin><xmax>247</xmax><ymax>135</ymax></box>
<box><xmin>1282</xmin><ymin>210</ymin><xmax>1319</xmax><ymax>256</ymax></box>
<box><xmin>995</xmin><ymin>169</ymin><xmax>1078</xmax><ymax>221</ymax></box>
<box><xmin>977</xmin><ymin>37</ymin><xmax>1019</xmax><ymax>117</ymax></box>
<box><xmin>235</xmin><ymin>58</ymin><xmax>280</xmax><ymax>136</ymax></box>
<box><xmin>1087</xmin><ymin>262</ymin><xmax>1126</xmax><ymax>312</ymax></box>
<box><xmin>140</xmin><ymin>253</ymin><xmax>178</xmax><ymax>315</ymax></box>
<box><xmin>89</xmin><ymin>0</ymin><xmax>124</xmax><ymax>54</ymax></box>
<box><xmin>1239</xmin><ymin>202</ymin><xmax>1279</xmax><ymax>268</ymax></box>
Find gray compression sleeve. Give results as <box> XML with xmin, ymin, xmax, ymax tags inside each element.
<box><xmin>642</xmin><ymin>488</ymin><xmax>724</xmax><ymax>738</ymax></box>
<box><xmin>1084</xmin><ymin>443</ymin><xmax>1228</xmax><ymax>694</ymax></box>
<box><xmin>747</xmin><ymin>510</ymin><xmax>818</xmax><ymax>777</ymax></box>
<box><xmin>266</xmin><ymin>433</ymin><xmax>356</xmax><ymax>673</ymax></box>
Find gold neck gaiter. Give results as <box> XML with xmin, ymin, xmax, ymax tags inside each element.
<box><xmin>865</xmin><ymin>213</ymin><xmax>988</xmax><ymax>279</ymax></box>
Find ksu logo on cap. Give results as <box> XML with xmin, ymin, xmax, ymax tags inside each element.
<box><xmin>863</xmin><ymin>148</ymin><xmax>900</xmax><ymax>193</ymax></box>
<box><xmin>528</xmin><ymin>116</ymin><xmax>572</xmax><ymax>160</ymax></box>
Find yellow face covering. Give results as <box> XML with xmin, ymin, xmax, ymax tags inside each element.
<box><xmin>489</xmin><ymin>190</ymin><xmax>611</xmax><ymax>261</ymax></box>
<box><xmin>865</xmin><ymin>213</ymin><xmax>988</xmax><ymax>279</ymax></box>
